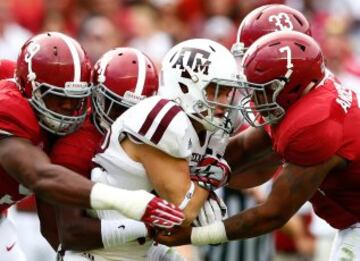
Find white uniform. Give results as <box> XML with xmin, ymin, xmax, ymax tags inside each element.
<box><xmin>0</xmin><ymin>214</ymin><xmax>26</xmax><ymax>261</ymax></box>
<box><xmin>65</xmin><ymin>96</ymin><xmax>209</xmax><ymax>261</ymax></box>
<box><xmin>329</xmin><ymin>223</ymin><xmax>360</xmax><ymax>261</ymax></box>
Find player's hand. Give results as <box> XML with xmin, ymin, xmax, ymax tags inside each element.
<box><xmin>207</xmin><ymin>129</ymin><xmax>229</xmax><ymax>158</ymax></box>
<box><xmin>141</xmin><ymin>198</ymin><xmax>185</xmax><ymax>229</ymax></box>
<box><xmin>154</xmin><ymin>226</ymin><xmax>192</xmax><ymax>247</ymax></box>
<box><xmin>193</xmin><ymin>192</ymin><xmax>227</xmax><ymax>227</ymax></box>
<box><xmin>190</xmin><ymin>155</ymin><xmax>231</xmax><ymax>191</ymax></box>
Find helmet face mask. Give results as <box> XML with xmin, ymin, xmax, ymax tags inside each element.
<box><xmin>160</xmin><ymin>39</ymin><xmax>243</xmax><ymax>134</ymax></box>
<box><xmin>91</xmin><ymin>47</ymin><xmax>159</xmax><ymax>134</ymax></box>
<box><xmin>240</xmin><ymin>31</ymin><xmax>325</xmax><ymax>127</ymax></box>
<box><xmin>241</xmin><ymin>79</ymin><xmax>286</xmax><ymax>127</ymax></box>
<box><xmin>16</xmin><ymin>32</ymin><xmax>92</xmax><ymax>136</ymax></box>
<box><xmin>91</xmin><ymin>83</ymin><xmax>131</xmax><ymax>132</ymax></box>
<box><xmin>30</xmin><ymin>81</ymin><xmax>90</xmax><ymax>135</ymax></box>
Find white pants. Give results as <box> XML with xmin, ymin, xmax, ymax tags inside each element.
<box><xmin>330</xmin><ymin>223</ymin><xmax>360</xmax><ymax>261</ymax></box>
<box><xmin>0</xmin><ymin>215</ymin><xmax>27</xmax><ymax>261</ymax></box>
<box><xmin>62</xmin><ymin>244</ymin><xmax>186</xmax><ymax>261</ymax></box>
<box><xmin>63</xmin><ymin>251</ymin><xmax>109</xmax><ymax>261</ymax></box>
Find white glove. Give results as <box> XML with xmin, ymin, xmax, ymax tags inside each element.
<box><xmin>146</xmin><ymin>243</ymin><xmax>186</xmax><ymax>261</ymax></box>
<box><xmin>193</xmin><ymin>192</ymin><xmax>228</xmax><ymax>227</ymax></box>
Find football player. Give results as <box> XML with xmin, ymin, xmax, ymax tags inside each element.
<box><xmin>0</xmin><ymin>32</ymin><xmax>182</xmax><ymax>239</ymax></box>
<box><xmin>58</xmin><ymin>38</ymin><xmax>240</xmax><ymax>260</ymax></box>
<box><xmin>192</xmin><ymin>3</ymin><xmax>313</xmax><ymax>213</ymax></box>
<box><xmin>195</xmin><ymin>4</ymin><xmax>313</xmax><ymax>187</ymax></box>
<box><xmin>37</xmin><ymin>47</ymin><xmax>180</xmax><ymax>260</ymax></box>
<box><xmin>157</xmin><ymin>30</ymin><xmax>360</xmax><ymax>260</ymax></box>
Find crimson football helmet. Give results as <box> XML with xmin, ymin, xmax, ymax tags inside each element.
<box><xmin>92</xmin><ymin>47</ymin><xmax>159</xmax><ymax>133</ymax></box>
<box><xmin>240</xmin><ymin>31</ymin><xmax>325</xmax><ymax>127</ymax></box>
<box><xmin>16</xmin><ymin>32</ymin><xmax>92</xmax><ymax>136</ymax></box>
<box><xmin>232</xmin><ymin>4</ymin><xmax>311</xmax><ymax>57</ymax></box>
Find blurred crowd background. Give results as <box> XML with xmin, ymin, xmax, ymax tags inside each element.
<box><xmin>2</xmin><ymin>0</ymin><xmax>359</xmax><ymax>260</ymax></box>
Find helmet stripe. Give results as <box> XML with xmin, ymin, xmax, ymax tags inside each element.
<box><xmin>54</xmin><ymin>32</ymin><xmax>81</xmax><ymax>82</ymax></box>
<box><xmin>133</xmin><ymin>49</ymin><xmax>146</xmax><ymax>95</ymax></box>
<box><xmin>97</xmin><ymin>50</ymin><xmax>116</xmax><ymax>83</ymax></box>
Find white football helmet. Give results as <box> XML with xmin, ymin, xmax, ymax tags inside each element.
<box><xmin>159</xmin><ymin>38</ymin><xmax>242</xmax><ymax>133</ymax></box>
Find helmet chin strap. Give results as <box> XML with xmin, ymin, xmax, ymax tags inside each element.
<box><xmin>187</xmin><ymin>109</ymin><xmax>224</xmax><ymax>133</ymax></box>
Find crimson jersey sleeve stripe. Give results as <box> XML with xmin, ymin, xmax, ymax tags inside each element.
<box><xmin>150</xmin><ymin>105</ymin><xmax>182</xmax><ymax>144</ymax></box>
<box><xmin>138</xmin><ymin>99</ymin><xmax>170</xmax><ymax>136</ymax></box>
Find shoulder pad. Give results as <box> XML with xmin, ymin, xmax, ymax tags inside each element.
<box><xmin>113</xmin><ymin>96</ymin><xmax>194</xmax><ymax>159</ymax></box>
<box><xmin>279</xmin><ymin>118</ymin><xmax>342</xmax><ymax>166</ymax></box>
<box><xmin>0</xmin><ymin>80</ymin><xmax>41</xmax><ymax>144</ymax></box>
<box><xmin>275</xmin><ymin>84</ymin><xmax>345</xmax><ymax>166</ymax></box>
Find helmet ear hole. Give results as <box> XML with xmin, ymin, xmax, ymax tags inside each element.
<box><xmin>293</xmin><ymin>15</ymin><xmax>303</xmax><ymax>26</ymax></box>
<box><xmin>295</xmin><ymin>42</ymin><xmax>306</xmax><ymax>51</ymax></box>
<box><xmin>179</xmin><ymin>82</ymin><xmax>189</xmax><ymax>94</ymax></box>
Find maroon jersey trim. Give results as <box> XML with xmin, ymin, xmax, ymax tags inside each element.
<box><xmin>138</xmin><ymin>99</ymin><xmax>170</xmax><ymax>136</ymax></box>
<box><xmin>150</xmin><ymin>105</ymin><xmax>182</xmax><ymax>144</ymax></box>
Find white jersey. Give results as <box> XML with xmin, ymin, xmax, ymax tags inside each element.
<box><xmin>87</xmin><ymin>96</ymin><xmax>209</xmax><ymax>260</ymax></box>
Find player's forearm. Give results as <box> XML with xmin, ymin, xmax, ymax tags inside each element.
<box><xmin>32</xmin><ymin>164</ymin><xmax>93</xmax><ymax>208</ymax></box>
<box><xmin>224</xmin><ymin>204</ymin><xmax>287</xmax><ymax>240</ymax></box>
<box><xmin>181</xmin><ymin>185</ymin><xmax>209</xmax><ymax>226</ymax></box>
<box><xmin>59</xmin><ymin>215</ymin><xmax>102</xmax><ymax>251</ymax></box>
<box><xmin>225</xmin><ymin>127</ymin><xmax>275</xmax><ymax>174</ymax></box>
<box><xmin>228</xmin><ymin>162</ymin><xmax>279</xmax><ymax>190</ymax></box>
<box><xmin>36</xmin><ymin>197</ymin><xmax>60</xmax><ymax>251</ymax></box>
<box><xmin>189</xmin><ymin>204</ymin><xmax>287</xmax><ymax>246</ymax></box>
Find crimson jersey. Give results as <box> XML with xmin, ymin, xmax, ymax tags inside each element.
<box><xmin>0</xmin><ymin>80</ymin><xmax>43</xmax><ymax>213</ymax></box>
<box><xmin>50</xmin><ymin>116</ymin><xmax>103</xmax><ymax>178</ymax></box>
<box><xmin>0</xmin><ymin>59</ymin><xmax>15</xmax><ymax>80</ymax></box>
<box><xmin>266</xmin><ymin>78</ymin><xmax>360</xmax><ymax>229</ymax></box>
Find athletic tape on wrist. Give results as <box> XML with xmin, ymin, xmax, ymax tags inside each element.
<box><xmin>191</xmin><ymin>221</ymin><xmax>228</xmax><ymax>245</ymax></box>
<box><xmin>90</xmin><ymin>183</ymin><xmax>154</xmax><ymax>220</ymax></box>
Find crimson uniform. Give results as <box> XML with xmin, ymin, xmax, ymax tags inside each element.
<box><xmin>0</xmin><ymin>80</ymin><xmax>44</xmax><ymax>213</ymax></box>
<box><xmin>265</xmin><ymin>78</ymin><xmax>360</xmax><ymax>229</ymax></box>
<box><xmin>0</xmin><ymin>80</ymin><xmax>43</xmax><ymax>261</ymax></box>
<box><xmin>50</xmin><ymin>117</ymin><xmax>102</xmax><ymax>178</ymax></box>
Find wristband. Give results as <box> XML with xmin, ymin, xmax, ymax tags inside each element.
<box><xmin>191</xmin><ymin>221</ymin><xmax>228</xmax><ymax>245</ymax></box>
<box><xmin>101</xmin><ymin>219</ymin><xmax>148</xmax><ymax>248</ymax></box>
<box><xmin>178</xmin><ymin>181</ymin><xmax>195</xmax><ymax>210</ymax></box>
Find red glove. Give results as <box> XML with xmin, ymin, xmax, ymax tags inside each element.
<box><xmin>141</xmin><ymin>197</ymin><xmax>184</xmax><ymax>229</ymax></box>
<box><xmin>191</xmin><ymin>155</ymin><xmax>231</xmax><ymax>191</ymax></box>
